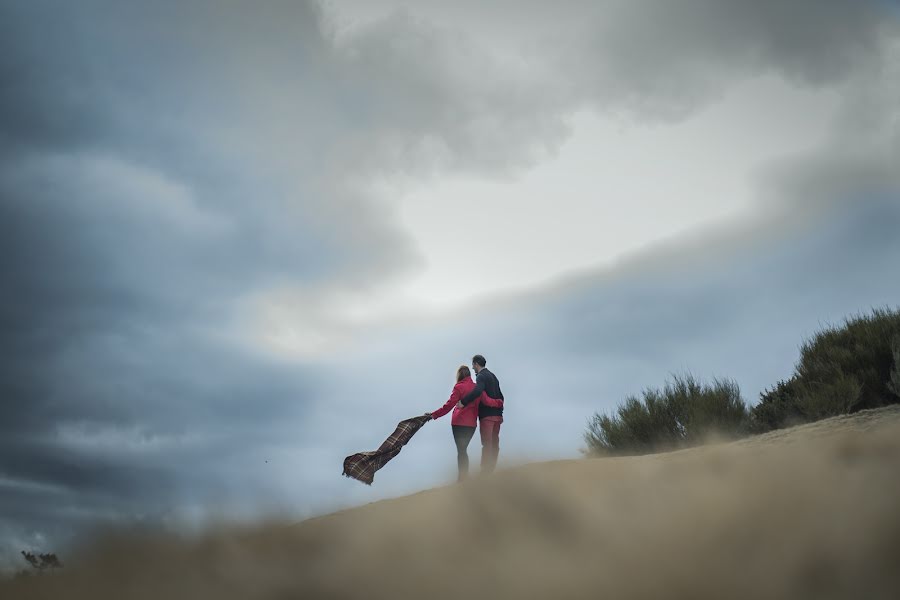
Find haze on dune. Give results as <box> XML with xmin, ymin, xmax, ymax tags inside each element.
<box><xmin>5</xmin><ymin>406</ymin><xmax>900</xmax><ymax>599</ymax></box>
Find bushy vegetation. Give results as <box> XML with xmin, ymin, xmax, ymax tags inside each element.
<box><xmin>748</xmin><ymin>378</ymin><xmax>803</xmax><ymax>432</ymax></box>
<box><xmin>750</xmin><ymin>308</ymin><xmax>900</xmax><ymax>432</ymax></box>
<box><xmin>586</xmin><ymin>307</ymin><xmax>900</xmax><ymax>454</ymax></box>
<box><xmin>10</xmin><ymin>551</ymin><xmax>63</xmax><ymax>580</ymax></box>
<box><xmin>890</xmin><ymin>341</ymin><xmax>900</xmax><ymax>399</ymax></box>
<box><xmin>584</xmin><ymin>374</ymin><xmax>748</xmax><ymax>455</ymax></box>
<box><xmin>20</xmin><ymin>551</ymin><xmax>62</xmax><ymax>572</ymax></box>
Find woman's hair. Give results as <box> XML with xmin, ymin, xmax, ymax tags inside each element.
<box><xmin>456</xmin><ymin>365</ymin><xmax>471</xmax><ymax>383</ymax></box>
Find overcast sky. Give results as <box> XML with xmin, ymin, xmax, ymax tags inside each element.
<box><xmin>1</xmin><ymin>0</ymin><xmax>899</xmax><ymax>567</ymax></box>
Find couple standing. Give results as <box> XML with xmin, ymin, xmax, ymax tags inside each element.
<box><xmin>425</xmin><ymin>354</ymin><xmax>504</xmax><ymax>480</ymax></box>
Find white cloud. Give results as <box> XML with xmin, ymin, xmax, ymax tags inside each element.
<box><xmin>391</xmin><ymin>73</ymin><xmax>842</xmax><ymax>307</ymax></box>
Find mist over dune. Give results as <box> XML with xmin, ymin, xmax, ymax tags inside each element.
<box><xmin>5</xmin><ymin>406</ymin><xmax>900</xmax><ymax>599</ymax></box>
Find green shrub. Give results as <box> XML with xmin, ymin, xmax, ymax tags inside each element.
<box><xmin>797</xmin><ymin>373</ymin><xmax>862</xmax><ymax>421</ymax></box>
<box><xmin>889</xmin><ymin>340</ymin><xmax>900</xmax><ymax>400</ymax></box>
<box><xmin>586</xmin><ymin>307</ymin><xmax>900</xmax><ymax>450</ymax></box>
<box><xmin>750</xmin><ymin>307</ymin><xmax>900</xmax><ymax>432</ymax></box>
<box><xmin>12</xmin><ymin>551</ymin><xmax>63</xmax><ymax>580</ymax></box>
<box><xmin>585</xmin><ymin>374</ymin><xmax>747</xmax><ymax>455</ymax></box>
<box><xmin>749</xmin><ymin>378</ymin><xmax>803</xmax><ymax>433</ymax></box>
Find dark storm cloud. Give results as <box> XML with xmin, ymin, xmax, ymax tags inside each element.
<box><xmin>0</xmin><ymin>0</ymin><xmax>416</xmax><ymax>564</ymax></box>
<box><xmin>565</xmin><ymin>0</ymin><xmax>892</xmax><ymax>117</ymax></box>
<box><xmin>324</xmin><ymin>0</ymin><xmax>896</xmax><ymax>176</ymax></box>
<box><xmin>351</xmin><ymin>0</ymin><xmax>894</xmax><ymax>123</ymax></box>
<box><xmin>1</xmin><ymin>0</ymin><xmax>898</xmax><ymax>570</ymax></box>
<box><xmin>329</xmin><ymin>10</ymin><xmax>572</xmax><ymax>175</ymax></box>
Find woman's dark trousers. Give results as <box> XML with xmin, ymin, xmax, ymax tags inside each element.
<box><xmin>452</xmin><ymin>425</ymin><xmax>476</xmax><ymax>481</ymax></box>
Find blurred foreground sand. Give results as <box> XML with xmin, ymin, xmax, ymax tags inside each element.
<box><xmin>5</xmin><ymin>406</ymin><xmax>900</xmax><ymax>599</ymax></box>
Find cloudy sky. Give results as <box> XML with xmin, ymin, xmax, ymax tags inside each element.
<box><xmin>1</xmin><ymin>0</ymin><xmax>899</xmax><ymax>566</ymax></box>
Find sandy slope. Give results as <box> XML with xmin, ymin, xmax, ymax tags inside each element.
<box><xmin>5</xmin><ymin>406</ymin><xmax>900</xmax><ymax>599</ymax></box>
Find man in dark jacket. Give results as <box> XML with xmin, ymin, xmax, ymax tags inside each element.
<box><xmin>459</xmin><ymin>354</ymin><xmax>504</xmax><ymax>473</ymax></box>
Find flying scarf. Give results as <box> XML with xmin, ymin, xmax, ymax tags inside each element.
<box><xmin>342</xmin><ymin>415</ymin><xmax>430</xmax><ymax>485</ymax></box>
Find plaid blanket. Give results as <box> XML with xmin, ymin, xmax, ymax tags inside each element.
<box><xmin>342</xmin><ymin>415</ymin><xmax>431</xmax><ymax>485</ymax></box>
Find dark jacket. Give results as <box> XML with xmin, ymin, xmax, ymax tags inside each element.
<box><xmin>460</xmin><ymin>367</ymin><xmax>504</xmax><ymax>418</ymax></box>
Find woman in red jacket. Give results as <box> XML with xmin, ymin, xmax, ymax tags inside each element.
<box><xmin>425</xmin><ymin>365</ymin><xmax>479</xmax><ymax>481</ymax></box>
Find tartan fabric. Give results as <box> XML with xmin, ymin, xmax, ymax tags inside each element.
<box><xmin>342</xmin><ymin>415</ymin><xmax>431</xmax><ymax>485</ymax></box>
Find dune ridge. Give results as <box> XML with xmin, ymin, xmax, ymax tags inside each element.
<box><xmin>5</xmin><ymin>405</ymin><xmax>900</xmax><ymax>599</ymax></box>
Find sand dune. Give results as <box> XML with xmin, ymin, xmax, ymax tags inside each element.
<box><xmin>5</xmin><ymin>405</ymin><xmax>900</xmax><ymax>599</ymax></box>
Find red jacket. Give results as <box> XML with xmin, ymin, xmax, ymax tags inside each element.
<box><xmin>431</xmin><ymin>378</ymin><xmax>479</xmax><ymax>427</ymax></box>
